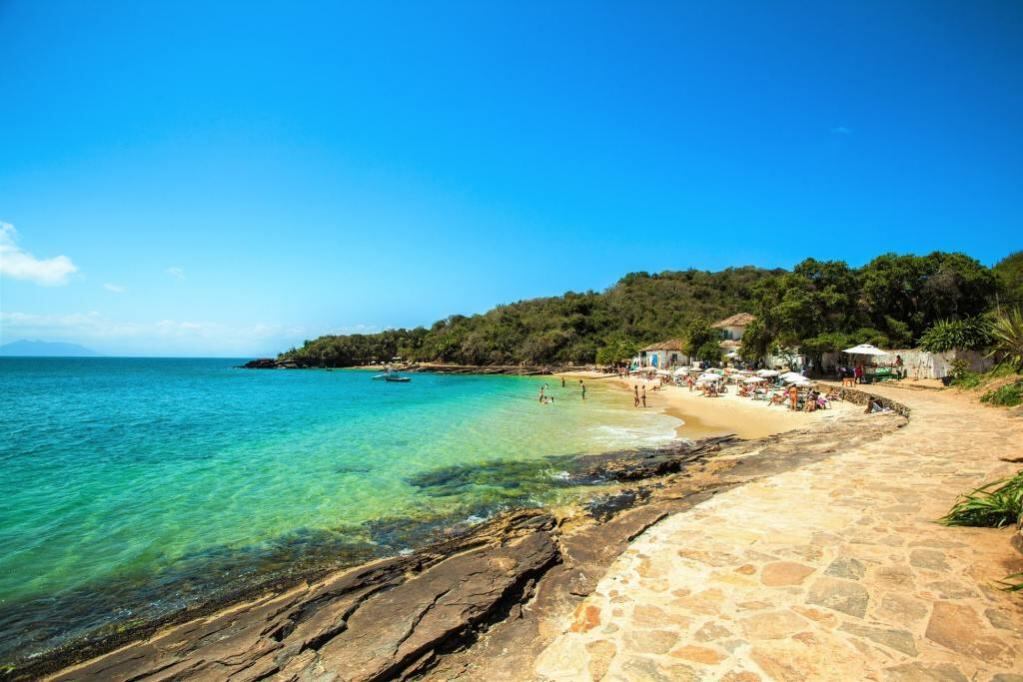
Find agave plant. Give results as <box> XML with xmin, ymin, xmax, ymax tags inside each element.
<box><xmin>988</xmin><ymin>308</ymin><xmax>1023</xmax><ymax>370</ymax></box>
<box><xmin>941</xmin><ymin>470</ymin><xmax>1023</xmax><ymax>528</ymax></box>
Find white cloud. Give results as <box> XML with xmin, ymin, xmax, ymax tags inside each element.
<box><xmin>166</xmin><ymin>266</ymin><xmax>185</xmax><ymax>280</ymax></box>
<box><xmin>0</xmin><ymin>222</ymin><xmax>78</xmax><ymax>286</ymax></box>
<box><xmin>104</xmin><ymin>283</ymin><xmax>126</xmax><ymax>293</ymax></box>
<box><xmin>831</xmin><ymin>126</ymin><xmax>852</xmax><ymax>135</ymax></box>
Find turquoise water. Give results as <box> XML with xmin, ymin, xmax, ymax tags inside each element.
<box><xmin>0</xmin><ymin>358</ymin><xmax>678</xmax><ymax>664</ymax></box>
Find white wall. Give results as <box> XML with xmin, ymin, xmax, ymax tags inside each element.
<box><xmin>819</xmin><ymin>349</ymin><xmax>994</xmax><ymax>379</ymax></box>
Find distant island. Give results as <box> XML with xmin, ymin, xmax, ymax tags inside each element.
<box><xmin>0</xmin><ymin>339</ymin><xmax>99</xmax><ymax>357</ymax></box>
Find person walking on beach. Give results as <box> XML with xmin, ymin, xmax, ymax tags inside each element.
<box><xmin>634</xmin><ymin>385</ymin><xmax>640</xmax><ymax>407</ymax></box>
<box><xmin>641</xmin><ymin>385</ymin><xmax>647</xmax><ymax>408</ymax></box>
<box><xmin>579</xmin><ymin>379</ymin><xmax>586</xmax><ymax>400</ymax></box>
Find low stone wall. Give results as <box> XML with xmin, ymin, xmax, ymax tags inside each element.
<box><xmin>827</xmin><ymin>386</ymin><xmax>912</xmax><ymax>418</ymax></box>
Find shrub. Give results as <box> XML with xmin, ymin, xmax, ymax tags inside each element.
<box><xmin>919</xmin><ymin>316</ymin><xmax>993</xmax><ymax>352</ymax></box>
<box><xmin>989</xmin><ymin>308</ymin><xmax>1023</xmax><ymax>370</ymax></box>
<box><xmin>980</xmin><ymin>380</ymin><xmax>1023</xmax><ymax>407</ymax></box>
<box><xmin>941</xmin><ymin>470</ymin><xmax>1023</xmax><ymax>528</ymax></box>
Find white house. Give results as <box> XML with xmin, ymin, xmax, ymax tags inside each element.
<box><xmin>634</xmin><ymin>339</ymin><xmax>687</xmax><ymax>368</ymax></box>
<box><xmin>711</xmin><ymin>313</ymin><xmax>756</xmax><ymax>341</ymax></box>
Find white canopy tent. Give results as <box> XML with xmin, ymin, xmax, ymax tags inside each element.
<box><xmin>843</xmin><ymin>344</ymin><xmax>889</xmax><ymax>357</ymax></box>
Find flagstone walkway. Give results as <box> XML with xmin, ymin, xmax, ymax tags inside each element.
<box><xmin>535</xmin><ymin>386</ymin><xmax>1023</xmax><ymax>681</ymax></box>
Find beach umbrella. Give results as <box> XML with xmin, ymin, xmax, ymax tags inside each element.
<box><xmin>656</xmin><ymin>369</ymin><xmax>672</xmax><ymax>376</ymax></box>
<box><xmin>782</xmin><ymin>373</ymin><xmax>811</xmax><ymax>385</ymax></box>
<box><xmin>744</xmin><ymin>376</ymin><xmax>767</xmax><ymax>384</ymax></box>
<box><xmin>672</xmin><ymin>368</ymin><xmax>687</xmax><ymax>376</ymax></box>
<box><xmin>757</xmin><ymin>369</ymin><xmax>780</xmax><ymax>378</ymax></box>
<box><xmin>697</xmin><ymin>373</ymin><xmax>722</xmax><ymax>382</ymax></box>
<box><xmin>842</xmin><ymin>343</ymin><xmax>889</xmax><ymax>357</ymax></box>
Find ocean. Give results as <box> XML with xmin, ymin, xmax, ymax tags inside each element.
<box><xmin>0</xmin><ymin>358</ymin><xmax>678</xmax><ymax>665</ymax></box>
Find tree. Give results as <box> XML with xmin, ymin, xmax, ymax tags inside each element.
<box><xmin>739</xmin><ymin>318</ymin><xmax>772</xmax><ymax>362</ymax></box>
<box><xmin>994</xmin><ymin>252</ymin><xmax>1023</xmax><ymax>311</ymax></box>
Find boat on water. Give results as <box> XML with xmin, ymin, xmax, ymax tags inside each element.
<box><xmin>372</xmin><ymin>367</ymin><xmax>411</xmax><ymax>383</ymax></box>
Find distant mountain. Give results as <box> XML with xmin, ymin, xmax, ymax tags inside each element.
<box><xmin>0</xmin><ymin>340</ymin><xmax>99</xmax><ymax>357</ymax></box>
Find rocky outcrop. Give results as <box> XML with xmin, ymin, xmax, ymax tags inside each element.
<box><xmin>42</xmin><ymin>512</ymin><xmax>560</xmax><ymax>682</ymax></box>
<box><xmin>240</xmin><ymin>358</ymin><xmax>279</xmax><ymax>369</ymax></box>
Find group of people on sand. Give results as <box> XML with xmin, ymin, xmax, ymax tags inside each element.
<box><xmin>539</xmin><ymin>378</ymin><xmax>586</xmax><ymax>405</ymax></box>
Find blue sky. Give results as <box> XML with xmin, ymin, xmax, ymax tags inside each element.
<box><xmin>1</xmin><ymin>1</ymin><xmax>1021</xmax><ymax>356</ymax></box>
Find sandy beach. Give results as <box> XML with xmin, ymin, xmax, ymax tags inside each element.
<box><xmin>561</xmin><ymin>371</ymin><xmax>856</xmax><ymax>441</ymax></box>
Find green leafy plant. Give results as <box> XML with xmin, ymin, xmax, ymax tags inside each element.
<box><xmin>999</xmin><ymin>572</ymin><xmax>1023</xmax><ymax>593</ymax></box>
<box><xmin>919</xmin><ymin>316</ymin><xmax>993</xmax><ymax>352</ymax></box>
<box><xmin>941</xmin><ymin>470</ymin><xmax>1023</xmax><ymax>528</ymax></box>
<box><xmin>980</xmin><ymin>380</ymin><xmax>1023</xmax><ymax>407</ymax></box>
<box><xmin>988</xmin><ymin>308</ymin><xmax>1023</xmax><ymax>370</ymax></box>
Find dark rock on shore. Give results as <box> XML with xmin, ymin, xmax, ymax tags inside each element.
<box><xmin>241</xmin><ymin>357</ymin><xmax>278</xmax><ymax>368</ymax></box>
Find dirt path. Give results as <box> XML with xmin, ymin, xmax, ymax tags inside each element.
<box><xmin>534</xmin><ymin>386</ymin><xmax>1023</xmax><ymax>681</ymax></box>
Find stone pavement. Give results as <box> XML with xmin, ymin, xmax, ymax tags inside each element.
<box><xmin>535</xmin><ymin>387</ymin><xmax>1023</xmax><ymax>681</ymax></box>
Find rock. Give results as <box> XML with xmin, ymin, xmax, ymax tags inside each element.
<box><xmin>760</xmin><ymin>561</ymin><xmax>814</xmax><ymax>586</ymax></box>
<box><xmin>839</xmin><ymin>622</ymin><xmax>918</xmax><ymax>656</ymax></box>
<box><xmin>909</xmin><ymin>548</ymin><xmax>950</xmax><ymax>571</ymax></box>
<box><xmin>824</xmin><ymin>556</ymin><xmax>865</xmax><ymax>580</ymax></box>
<box><xmin>586</xmin><ymin>639</ymin><xmax>617</xmax><ymax>681</ymax></box>
<box><xmin>739</xmin><ymin>610</ymin><xmax>809</xmax><ymax>639</ymax></box>
<box><xmin>241</xmin><ymin>357</ymin><xmax>279</xmax><ymax>368</ymax></box>
<box><xmin>884</xmin><ymin>662</ymin><xmax>968</xmax><ymax>682</ymax></box>
<box><xmin>925</xmin><ymin>601</ymin><xmax>1012</xmax><ymax>665</ymax></box>
<box><xmin>670</xmin><ymin>644</ymin><xmax>727</xmax><ymax>664</ymax></box>
<box><xmin>47</xmin><ymin>512</ymin><xmax>561</xmax><ymax>682</ymax></box>
<box><xmin>806</xmin><ymin>577</ymin><xmax>869</xmax><ymax>618</ymax></box>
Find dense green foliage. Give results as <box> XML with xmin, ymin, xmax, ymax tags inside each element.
<box><xmin>918</xmin><ymin>317</ymin><xmax>993</xmax><ymax>353</ymax></box>
<box><xmin>280</xmin><ymin>251</ymin><xmax>1007</xmax><ymax>368</ymax></box>
<box><xmin>994</xmin><ymin>251</ymin><xmax>1023</xmax><ymax>311</ymax></box>
<box><xmin>281</xmin><ymin>267</ymin><xmax>774</xmax><ymax>366</ymax></box>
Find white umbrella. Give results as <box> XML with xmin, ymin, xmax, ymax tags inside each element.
<box><xmin>697</xmin><ymin>373</ymin><xmax>722</xmax><ymax>382</ymax></box>
<box><xmin>656</xmin><ymin>369</ymin><xmax>672</xmax><ymax>376</ymax></box>
<box><xmin>744</xmin><ymin>376</ymin><xmax>767</xmax><ymax>384</ymax></box>
<box><xmin>672</xmin><ymin>368</ymin><xmax>687</xmax><ymax>376</ymax></box>
<box><xmin>757</xmin><ymin>369</ymin><xmax>780</xmax><ymax>377</ymax></box>
<box><xmin>782</xmin><ymin>373</ymin><xmax>811</xmax><ymax>385</ymax></box>
<box><xmin>843</xmin><ymin>344</ymin><xmax>889</xmax><ymax>357</ymax></box>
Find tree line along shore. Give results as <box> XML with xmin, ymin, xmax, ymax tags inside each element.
<box><xmin>249</xmin><ymin>251</ymin><xmax>1022</xmax><ymax>373</ymax></box>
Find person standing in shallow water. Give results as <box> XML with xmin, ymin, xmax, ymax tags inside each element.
<box><xmin>634</xmin><ymin>385</ymin><xmax>640</xmax><ymax>407</ymax></box>
<box><xmin>641</xmin><ymin>385</ymin><xmax>647</xmax><ymax>408</ymax></box>
<box><xmin>579</xmin><ymin>379</ymin><xmax>586</xmax><ymax>400</ymax></box>
<box><xmin>561</xmin><ymin>376</ymin><xmax>566</xmax><ymax>388</ymax></box>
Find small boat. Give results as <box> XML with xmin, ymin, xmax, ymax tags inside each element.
<box><xmin>372</xmin><ymin>367</ymin><xmax>411</xmax><ymax>382</ymax></box>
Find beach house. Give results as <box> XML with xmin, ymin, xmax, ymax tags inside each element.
<box><xmin>635</xmin><ymin>339</ymin><xmax>687</xmax><ymax>368</ymax></box>
<box><xmin>711</xmin><ymin>312</ymin><xmax>755</xmax><ymax>341</ymax></box>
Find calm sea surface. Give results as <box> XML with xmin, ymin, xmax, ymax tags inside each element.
<box><xmin>0</xmin><ymin>358</ymin><xmax>678</xmax><ymax>664</ymax></box>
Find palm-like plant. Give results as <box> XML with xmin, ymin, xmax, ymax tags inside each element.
<box><xmin>988</xmin><ymin>308</ymin><xmax>1023</xmax><ymax>370</ymax></box>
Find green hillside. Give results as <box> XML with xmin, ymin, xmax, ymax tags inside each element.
<box><xmin>278</xmin><ymin>252</ymin><xmax>1021</xmax><ymax>368</ymax></box>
